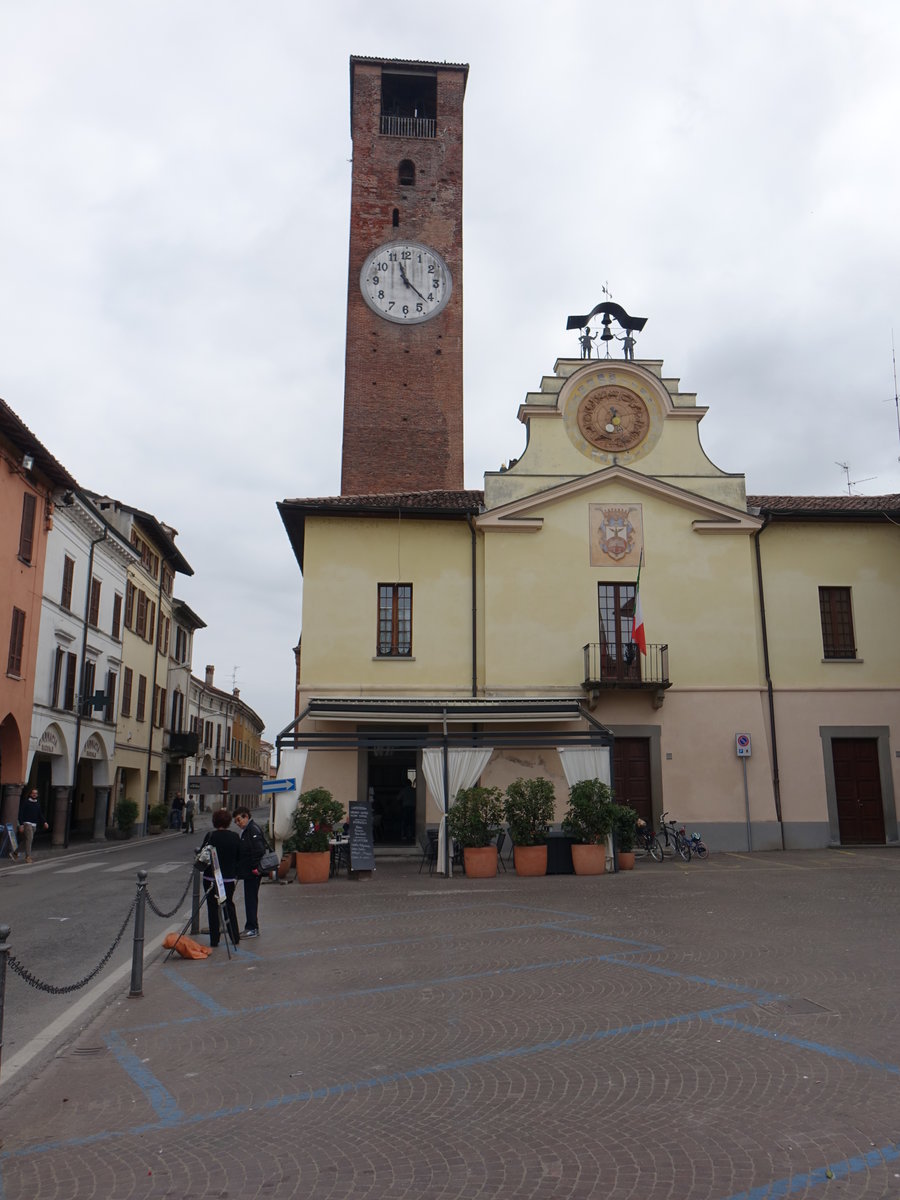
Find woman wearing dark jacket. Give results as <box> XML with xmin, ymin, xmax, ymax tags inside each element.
<box><xmin>198</xmin><ymin>808</ymin><xmax>241</xmax><ymax>947</ymax></box>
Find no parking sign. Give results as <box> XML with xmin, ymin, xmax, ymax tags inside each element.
<box><xmin>735</xmin><ymin>732</ymin><xmax>752</xmax><ymax>757</ymax></box>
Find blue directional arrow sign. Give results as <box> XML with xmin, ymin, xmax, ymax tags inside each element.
<box><xmin>261</xmin><ymin>778</ymin><xmax>296</xmax><ymax>794</ymax></box>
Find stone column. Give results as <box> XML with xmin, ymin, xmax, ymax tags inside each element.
<box><xmin>1</xmin><ymin>783</ymin><xmax>23</xmax><ymax>828</ymax></box>
<box><xmin>92</xmin><ymin>786</ymin><xmax>111</xmax><ymax>840</ymax></box>
<box><xmin>51</xmin><ymin>786</ymin><xmax>71</xmax><ymax>846</ymax></box>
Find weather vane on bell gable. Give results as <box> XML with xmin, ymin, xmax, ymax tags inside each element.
<box><xmin>567</xmin><ymin>296</ymin><xmax>648</xmax><ymax>361</ymax></box>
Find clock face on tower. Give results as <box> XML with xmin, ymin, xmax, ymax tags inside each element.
<box><xmin>360</xmin><ymin>241</ymin><xmax>453</xmax><ymax>324</ymax></box>
<box><xmin>576</xmin><ymin>385</ymin><xmax>651</xmax><ymax>452</ymax></box>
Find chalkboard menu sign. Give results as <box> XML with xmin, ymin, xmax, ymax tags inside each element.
<box><xmin>348</xmin><ymin>801</ymin><xmax>376</xmax><ymax>871</ymax></box>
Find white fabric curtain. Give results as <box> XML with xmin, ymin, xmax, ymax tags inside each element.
<box><xmin>557</xmin><ymin>747</ymin><xmax>611</xmax><ymax>788</ymax></box>
<box><xmin>422</xmin><ymin>746</ymin><xmax>494</xmax><ymax>874</ymax></box>
<box><xmin>557</xmin><ymin>746</ymin><xmax>613</xmax><ymax>867</ymax></box>
<box><xmin>271</xmin><ymin>748</ymin><xmax>308</xmax><ymax>845</ymax></box>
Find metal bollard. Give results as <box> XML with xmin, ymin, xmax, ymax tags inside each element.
<box><xmin>0</xmin><ymin>924</ymin><xmax>9</xmax><ymax>1078</ymax></box>
<box><xmin>129</xmin><ymin>870</ymin><xmax>148</xmax><ymax>998</ymax></box>
<box><xmin>191</xmin><ymin>849</ymin><xmax>202</xmax><ymax>935</ymax></box>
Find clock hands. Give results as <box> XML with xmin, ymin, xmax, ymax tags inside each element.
<box><xmin>398</xmin><ymin>260</ymin><xmax>427</xmax><ymax>302</ymax></box>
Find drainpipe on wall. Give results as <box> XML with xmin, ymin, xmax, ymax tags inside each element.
<box><xmin>753</xmin><ymin>517</ymin><xmax>785</xmax><ymax>850</ymax></box>
<box><xmin>143</xmin><ymin>566</ymin><xmax>166</xmax><ymax>834</ymax></box>
<box><xmin>467</xmin><ymin>515</ymin><xmax>478</xmax><ymax>697</ymax></box>
<box><xmin>66</xmin><ymin>527</ymin><xmax>108</xmax><ymax>847</ymax></box>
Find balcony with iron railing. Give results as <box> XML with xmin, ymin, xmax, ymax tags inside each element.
<box><xmin>380</xmin><ymin>114</ymin><xmax>436</xmax><ymax>139</ymax></box>
<box><xmin>582</xmin><ymin>642</ymin><xmax>671</xmax><ymax>701</ymax></box>
<box><xmin>166</xmin><ymin>730</ymin><xmax>200</xmax><ymax>758</ymax></box>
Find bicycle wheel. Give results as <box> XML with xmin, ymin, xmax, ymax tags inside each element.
<box><xmin>649</xmin><ymin>836</ymin><xmax>664</xmax><ymax>862</ymax></box>
<box><xmin>694</xmin><ymin>841</ymin><xmax>709</xmax><ymax>860</ymax></box>
<box><xmin>677</xmin><ymin>836</ymin><xmax>692</xmax><ymax>862</ymax></box>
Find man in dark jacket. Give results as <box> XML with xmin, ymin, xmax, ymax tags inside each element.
<box><xmin>234</xmin><ymin>806</ymin><xmax>266</xmax><ymax>937</ymax></box>
<box><xmin>18</xmin><ymin>788</ymin><xmax>48</xmax><ymax>863</ymax></box>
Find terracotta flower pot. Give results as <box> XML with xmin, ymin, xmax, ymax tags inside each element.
<box><xmin>277</xmin><ymin>853</ymin><xmax>293</xmax><ymax>879</ymax></box>
<box><xmin>295</xmin><ymin>850</ymin><xmax>330</xmax><ymax>884</ymax></box>
<box><xmin>571</xmin><ymin>843</ymin><xmax>607</xmax><ymax>875</ymax></box>
<box><xmin>617</xmin><ymin>850</ymin><xmax>636</xmax><ymax>871</ymax></box>
<box><xmin>463</xmin><ymin>846</ymin><xmax>498</xmax><ymax>878</ymax></box>
<box><xmin>513</xmin><ymin>844</ymin><xmax>548</xmax><ymax>876</ymax></box>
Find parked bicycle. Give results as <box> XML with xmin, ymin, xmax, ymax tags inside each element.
<box><xmin>658</xmin><ymin>811</ymin><xmax>692</xmax><ymax>861</ymax></box>
<box><xmin>635</xmin><ymin>818</ymin><xmax>664</xmax><ymax>862</ymax></box>
<box><xmin>688</xmin><ymin>831</ymin><xmax>709</xmax><ymax>859</ymax></box>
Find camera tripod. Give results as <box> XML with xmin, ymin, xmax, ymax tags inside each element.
<box><xmin>166</xmin><ymin>844</ymin><xmax>239</xmax><ymax>960</ymax></box>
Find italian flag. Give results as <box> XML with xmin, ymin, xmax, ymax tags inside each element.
<box><xmin>632</xmin><ymin>555</ymin><xmax>647</xmax><ymax>656</ymax></box>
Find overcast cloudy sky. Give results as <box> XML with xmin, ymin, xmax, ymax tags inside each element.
<box><xmin>3</xmin><ymin>2</ymin><xmax>899</xmax><ymax>740</ymax></box>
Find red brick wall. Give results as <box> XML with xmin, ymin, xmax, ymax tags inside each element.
<box><xmin>341</xmin><ymin>63</ymin><xmax>465</xmax><ymax>495</ymax></box>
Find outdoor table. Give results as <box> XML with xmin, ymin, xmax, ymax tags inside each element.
<box><xmin>328</xmin><ymin>835</ymin><xmax>350</xmax><ymax>877</ymax></box>
<box><xmin>545</xmin><ymin>831</ymin><xmax>576</xmax><ymax>875</ymax></box>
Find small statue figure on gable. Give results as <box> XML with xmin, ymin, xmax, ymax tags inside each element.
<box><xmin>579</xmin><ymin>327</ymin><xmax>598</xmax><ymax>359</ymax></box>
<box><xmin>616</xmin><ymin>331</ymin><xmax>636</xmax><ymax>360</ymax></box>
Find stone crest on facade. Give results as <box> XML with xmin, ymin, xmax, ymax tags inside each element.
<box><xmin>589</xmin><ymin>503</ymin><xmax>643</xmax><ymax>567</ymax></box>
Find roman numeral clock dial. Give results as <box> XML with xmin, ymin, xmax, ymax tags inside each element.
<box><xmin>360</xmin><ymin>241</ymin><xmax>452</xmax><ymax>324</ymax></box>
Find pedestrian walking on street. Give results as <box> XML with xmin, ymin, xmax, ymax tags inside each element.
<box><xmin>183</xmin><ymin>795</ymin><xmax>195</xmax><ymax>834</ymax></box>
<box><xmin>197</xmin><ymin>808</ymin><xmax>240</xmax><ymax>947</ymax></box>
<box><xmin>170</xmin><ymin>794</ymin><xmax>185</xmax><ymax>830</ymax></box>
<box><xmin>234</xmin><ymin>806</ymin><xmax>266</xmax><ymax>937</ymax></box>
<box><xmin>18</xmin><ymin>787</ymin><xmax>48</xmax><ymax>863</ymax></box>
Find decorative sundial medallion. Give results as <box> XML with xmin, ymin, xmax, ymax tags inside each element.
<box><xmin>577</xmin><ymin>385</ymin><xmax>650</xmax><ymax>453</ymax></box>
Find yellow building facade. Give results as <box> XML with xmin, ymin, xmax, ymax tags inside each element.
<box><xmin>280</xmin><ymin>355</ymin><xmax>900</xmax><ymax>852</ymax></box>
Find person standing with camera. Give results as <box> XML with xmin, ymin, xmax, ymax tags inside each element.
<box><xmin>197</xmin><ymin>808</ymin><xmax>241</xmax><ymax>947</ymax></box>
<box><xmin>234</xmin><ymin>806</ymin><xmax>266</xmax><ymax>938</ymax></box>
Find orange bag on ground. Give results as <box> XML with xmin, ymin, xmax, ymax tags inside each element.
<box><xmin>163</xmin><ymin>933</ymin><xmax>212</xmax><ymax>959</ymax></box>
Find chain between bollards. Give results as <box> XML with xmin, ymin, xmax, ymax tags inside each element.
<box><xmin>0</xmin><ymin>924</ymin><xmax>10</xmax><ymax>1079</ymax></box>
<box><xmin>129</xmin><ymin>869</ymin><xmax>148</xmax><ymax>998</ymax></box>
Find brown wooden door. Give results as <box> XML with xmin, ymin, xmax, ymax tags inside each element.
<box><xmin>832</xmin><ymin>739</ymin><xmax>885</xmax><ymax>844</ymax></box>
<box><xmin>612</xmin><ymin>738</ymin><xmax>652</xmax><ymax>825</ymax></box>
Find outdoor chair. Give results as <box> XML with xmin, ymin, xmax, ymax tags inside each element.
<box><xmin>418</xmin><ymin>830</ymin><xmax>438</xmax><ymax>874</ymax></box>
<box><xmin>495</xmin><ymin>830</ymin><xmax>509</xmax><ymax>872</ymax></box>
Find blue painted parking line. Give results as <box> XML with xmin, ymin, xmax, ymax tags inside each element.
<box><xmin>105</xmin><ymin>1030</ymin><xmax>183</xmax><ymax>1124</ymax></box>
<box><xmin>0</xmin><ymin>999</ymin><xmax>760</xmax><ymax>1162</ymax></box>
<box><xmin>722</xmin><ymin>1139</ymin><xmax>900</xmax><ymax>1199</ymax></box>
<box><xmin>162</xmin><ymin>968</ymin><xmax>233</xmax><ymax>1014</ymax></box>
<box><xmin>709</xmin><ymin>1016</ymin><xmax>900</xmax><ymax>1075</ymax></box>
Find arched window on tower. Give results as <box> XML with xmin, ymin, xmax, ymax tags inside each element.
<box><xmin>398</xmin><ymin>159</ymin><xmax>415</xmax><ymax>186</ymax></box>
<box><xmin>392</xmin><ymin>208</ymin><xmax>399</xmax><ymax>227</ymax></box>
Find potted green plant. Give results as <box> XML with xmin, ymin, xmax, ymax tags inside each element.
<box><xmin>503</xmin><ymin>777</ymin><xmax>555</xmax><ymax>876</ymax></box>
<box><xmin>111</xmin><ymin>797</ymin><xmax>139</xmax><ymax>840</ymax></box>
<box><xmin>288</xmin><ymin>788</ymin><xmax>345</xmax><ymax>883</ymax></box>
<box><xmin>610</xmin><ymin>803</ymin><xmax>639</xmax><ymax>870</ymax></box>
<box><xmin>561</xmin><ymin>778</ymin><xmax>614</xmax><ymax>875</ymax></box>
<box><xmin>446</xmin><ymin>785</ymin><xmax>504</xmax><ymax>877</ymax></box>
<box><xmin>147</xmin><ymin>802</ymin><xmax>169</xmax><ymax>834</ymax></box>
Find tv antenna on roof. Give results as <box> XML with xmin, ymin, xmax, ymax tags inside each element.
<box><xmin>888</xmin><ymin>330</ymin><xmax>900</xmax><ymax>462</ymax></box>
<box><xmin>835</xmin><ymin>462</ymin><xmax>876</xmax><ymax>495</ymax></box>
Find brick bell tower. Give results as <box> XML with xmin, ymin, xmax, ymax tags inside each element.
<box><xmin>341</xmin><ymin>56</ymin><xmax>468</xmax><ymax>495</ymax></box>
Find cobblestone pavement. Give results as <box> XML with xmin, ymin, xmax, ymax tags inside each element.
<box><xmin>1</xmin><ymin>848</ymin><xmax>899</xmax><ymax>1199</ymax></box>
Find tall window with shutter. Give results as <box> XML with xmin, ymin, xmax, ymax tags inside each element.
<box><xmin>88</xmin><ymin>577</ymin><xmax>102</xmax><ymax>627</ymax></box>
<box><xmin>18</xmin><ymin>493</ymin><xmax>37</xmax><ymax>563</ymax></box>
<box><xmin>7</xmin><ymin>608</ymin><xmax>26</xmax><ymax>675</ymax></box>
<box><xmin>63</xmin><ymin>653</ymin><xmax>77</xmax><ymax>710</ymax></box>
<box><xmin>61</xmin><ymin>556</ymin><xmax>75</xmax><ymax>609</ymax></box>
<box><xmin>136</xmin><ymin>675</ymin><xmax>148</xmax><ymax>722</ymax></box>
